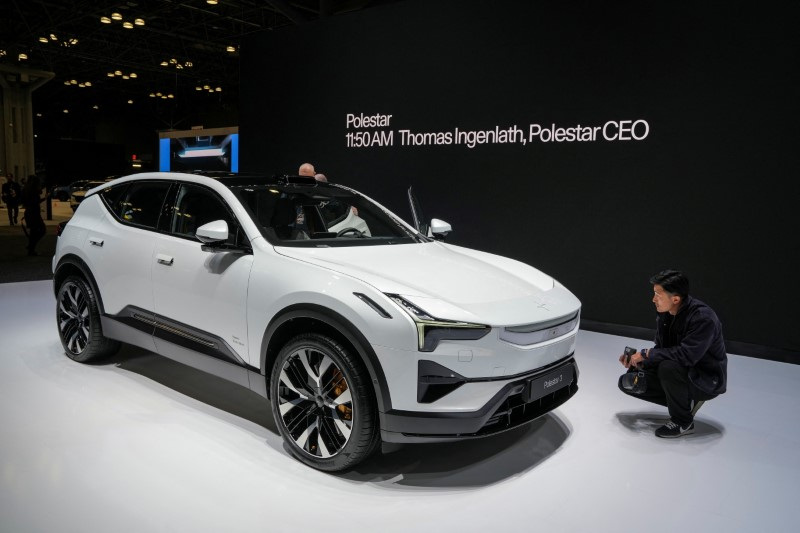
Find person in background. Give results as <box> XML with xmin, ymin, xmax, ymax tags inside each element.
<box><xmin>298</xmin><ymin>163</ymin><xmax>315</xmax><ymax>176</ymax></box>
<box><xmin>314</xmin><ymin>173</ymin><xmax>327</xmax><ymax>182</ymax></box>
<box><xmin>2</xmin><ymin>173</ymin><xmax>22</xmax><ymax>225</ymax></box>
<box><xmin>21</xmin><ymin>174</ymin><xmax>47</xmax><ymax>256</ymax></box>
<box><xmin>618</xmin><ymin>269</ymin><xmax>728</xmax><ymax>438</ymax></box>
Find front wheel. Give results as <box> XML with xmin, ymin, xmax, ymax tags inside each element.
<box><xmin>56</xmin><ymin>275</ymin><xmax>120</xmax><ymax>362</ymax></box>
<box><xmin>270</xmin><ymin>333</ymin><xmax>378</xmax><ymax>471</ymax></box>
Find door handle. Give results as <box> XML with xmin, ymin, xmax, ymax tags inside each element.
<box><xmin>89</xmin><ymin>238</ymin><xmax>104</xmax><ymax>247</ymax></box>
<box><xmin>156</xmin><ymin>254</ymin><xmax>174</xmax><ymax>266</ymax></box>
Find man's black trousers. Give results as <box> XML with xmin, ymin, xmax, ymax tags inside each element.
<box><xmin>618</xmin><ymin>360</ymin><xmax>713</xmax><ymax>427</ymax></box>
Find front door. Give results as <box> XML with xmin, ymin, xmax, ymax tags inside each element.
<box><xmin>150</xmin><ymin>182</ymin><xmax>254</xmax><ymax>367</ymax></box>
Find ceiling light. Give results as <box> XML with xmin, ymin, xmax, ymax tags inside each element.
<box><xmin>122</xmin><ymin>21</ymin><xmax>134</xmax><ymax>29</ymax></box>
<box><xmin>215</xmin><ymin>87</ymin><xmax>222</xmax><ymax>92</ymax></box>
<box><xmin>50</xmin><ymin>34</ymin><xmax>58</xmax><ymax>41</ymax></box>
<box><xmin>107</xmin><ymin>72</ymin><xmax>115</xmax><ymax>77</ymax></box>
<box><xmin>149</xmin><ymin>93</ymin><xmax>156</xmax><ymax>97</ymax></box>
<box><xmin>18</xmin><ymin>53</ymin><xmax>28</xmax><ymax>60</ymax></box>
<box><xmin>160</xmin><ymin>61</ymin><xmax>168</xmax><ymax>66</ymax></box>
<box><xmin>203</xmin><ymin>84</ymin><xmax>210</xmax><ymax>90</ymax></box>
<box><xmin>156</xmin><ymin>92</ymin><xmax>162</xmax><ymax>96</ymax></box>
<box><xmin>169</xmin><ymin>58</ymin><xmax>177</xmax><ymax>64</ymax></box>
<box><xmin>63</xmin><ymin>109</ymin><xmax>69</xmax><ymax>113</ymax></box>
<box><xmin>70</xmin><ymin>79</ymin><xmax>77</xmax><ymax>84</ymax></box>
<box><xmin>185</xmin><ymin>61</ymin><xmax>193</xmax><ymax>67</ymax></box>
<box><xmin>167</xmin><ymin>94</ymin><xmax>174</xmax><ymax>99</ymax></box>
<box><xmin>39</xmin><ymin>37</ymin><xmax>49</xmax><ymax>43</ymax></box>
<box><xmin>93</xmin><ymin>105</ymin><xmax>99</xmax><ymax>110</ymax></box>
<box><xmin>36</xmin><ymin>113</ymin><xmax>42</xmax><ymax>117</ymax></box>
<box><xmin>78</xmin><ymin>83</ymin><xmax>85</xmax><ymax>87</ymax></box>
<box><xmin>207</xmin><ymin>0</ymin><xmax>219</xmax><ymax>4</ymax></box>
<box><xmin>85</xmin><ymin>81</ymin><xmax>92</xmax><ymax>87</ymax></box>
<box><xmin>161</xmin><ymin>96</ymin><xmax>167</xmax><ymax>99</ymax></box>
<box><xmin>114</xmin><ymin>70</ymin><xmax>122</xmax><ymax>76</ymax></box>
<box><xmin>100</xmin><ymin>16</ymin><xmax>112</xmax><ymax>24</ymax></box>
<box><xmin>175</xmin><ymin>64</ymin><xmax>183</xmax><ymax>70</ymax></box>
<box><xmin>134</xmin><ymin>18</ymin><xmax>145</xmax><ymax>26</ymax></box>
<box><xmin>127</xmin><ymin>100</ymin><xmax>133</xmax><ymax>104</ymax></box>
<box><xmin>111</xmin><ymin>13</ymin><xmax>122</xmax><ymax>21</ymax></box>
<box><xmin>130</xmin><ymin>72</ymin><xmax>137</xmax><ymax>78</ymax></box>
<box><xmin>122</xmin><ymin>75</ymin><xmax>129</xmax><ymax>80</ymax></box>
<box><xmin>64</xmin><ymin>81</ymin><xmax>71</xmax><ymax>85</ymax></box>
<box><xmin>69</xmin><ymin>38</ymin><xmax>78</xmax><ymax>45</ymax></box>
<box><xmin>195</xmin><ymin>86</ymin><xmax>202</xmax><ymax>91</ymax></box>
<box><xmin>226</xmin><ymin>45</ymin><xmax>236</xmax><ymax>52</ymax></box>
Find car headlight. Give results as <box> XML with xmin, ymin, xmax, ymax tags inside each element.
<box><xmin>386</xmin><ymin>294</ymin><xmax>490</xmax><ymax>352</ymax></box>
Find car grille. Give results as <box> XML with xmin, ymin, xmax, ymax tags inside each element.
<box><xmin>499</xmin><ymin>311</ymin><xmax>580</xmax><ymax>346</ymax></box>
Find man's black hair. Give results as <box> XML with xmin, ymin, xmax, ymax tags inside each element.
<box><xmin>650</xmin><ymin>269</ymin><xmax>689</xmax><ymax>300</ymax></box>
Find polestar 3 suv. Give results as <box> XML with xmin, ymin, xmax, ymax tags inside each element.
<box><xmin>53</xmin><ymin>171</ymin><xmax>581</xmax><ymax>471</ymax></box>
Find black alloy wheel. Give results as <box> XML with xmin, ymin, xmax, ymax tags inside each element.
<box><xmin>270</xmin><ymin>333</ymin><xmax>378</xmax><ymax>471</ymax></box>
<box><xmin>56</xmin><ymin>275</ymin><xmax>119</xmax><ymax>362</ymax></box>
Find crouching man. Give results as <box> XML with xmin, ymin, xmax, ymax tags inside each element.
<box><xmin>619</xmin><ymin>270</ymin><xmax>728</xmax><ymax>438</ymax></box>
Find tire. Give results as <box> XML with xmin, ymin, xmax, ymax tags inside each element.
<box><xmin>270</xmin><ymin>333</ymin><xmax>379</xmax><ymax>472</ymax></box>
<box><xmin>56</xmin><ymin>275</ymin><xmax>120</xmax><ymax>362</ymax></box>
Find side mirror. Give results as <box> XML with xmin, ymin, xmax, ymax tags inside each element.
<box><xmin>196</xmin><ymin>220</ymin><xmax>229</xmax><ymax>244</ymax></box>
<box><xmin>429</xmin><ymin>218</ymin><xmax>452</xmax><ymax>240</ymax></box>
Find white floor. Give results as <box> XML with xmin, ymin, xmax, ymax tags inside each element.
<box><xmin>1</xmin><ymin>280</ymin><xmax>798</xmax><ymax>533</ymax></box>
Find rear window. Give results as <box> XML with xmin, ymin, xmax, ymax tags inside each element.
<box><xmin>108</xmin><ymin>181</ymin><xmax>171</xmax><ymax>229</ymax></box>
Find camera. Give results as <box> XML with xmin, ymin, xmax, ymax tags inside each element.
<box><xmin>621</xmin><ymin>346</ymin><xmax>647</xmax><ymax>394</ymax></box>
<box><xmin>623</xmin><ymin>346</ymin><xmax>636</xmax><ymax>367</ymax></box>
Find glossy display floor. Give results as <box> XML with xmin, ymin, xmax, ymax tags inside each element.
<box><xmin>1</xmin><ymin>280</ymin><xmax>798</xmax><ymax>533</ymax></box>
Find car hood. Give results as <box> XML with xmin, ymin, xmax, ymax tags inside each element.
<box><xmin>275</xmin><ymin>242</ymin><xmax>581</xmax><ymax>326</ymax></box>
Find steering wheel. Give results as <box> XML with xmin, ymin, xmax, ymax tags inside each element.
<box><xmin>336</xmin><ymin>227</ymin><xmax>364</xmax><ymax>238</ymax></box>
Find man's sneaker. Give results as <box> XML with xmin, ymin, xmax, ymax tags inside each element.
<box><xmin>655</xmin><ymin>420</ymin><xmax>694</xmax><ymax>438</ymax></box>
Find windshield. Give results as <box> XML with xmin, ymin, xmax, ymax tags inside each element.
<box><xmin>229</xmin><ymin>183</ymin><xmax>424</xmax><ymax>247</ymax></box>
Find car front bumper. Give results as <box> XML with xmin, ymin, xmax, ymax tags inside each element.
<box><xmin>379</xmin><ymin>354</ymin><xmax>578</xmax><ymax>443</ymax></box>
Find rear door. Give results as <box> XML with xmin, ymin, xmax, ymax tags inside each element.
<box><xmin>83</xmin><ymin>180</ymin><xmax>173</xmax><ymax>351</ymax></box>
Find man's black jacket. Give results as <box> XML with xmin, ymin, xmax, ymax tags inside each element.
<box><xmin>645</xmin><ymin>296</ymin><xmax>727</xmax><ymax>396</ymax></box>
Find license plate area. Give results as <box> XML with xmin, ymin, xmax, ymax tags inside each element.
<box><xmin>526</xmin><ymin>363</ymin><xmax>574</xmax><ymax>402</ymax></box>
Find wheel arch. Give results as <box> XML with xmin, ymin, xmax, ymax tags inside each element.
<box><xmin>53</xmin><ymin>254</ymin><xmax>106</xmax><ymax>315</ymax></box>
<box><xmin>260</xmin><ymin>304</ymin><xmax>392</xmax><ymax>413</ymax></box>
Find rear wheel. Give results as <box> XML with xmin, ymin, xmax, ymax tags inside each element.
<box><xmin>270</xmin><ymin>333</ymin><xmax>378</xmax><ymax>471</ymax></box>
<box><xmin>56</xmin><ymin>275</ymin><xmax>120</xmax><ymax>362</ymax></box>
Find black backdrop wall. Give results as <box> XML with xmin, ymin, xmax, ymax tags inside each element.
<box><xmin>240</xmin><ymin>0</ymin><xmax>800</xmax><ymax>359</ymax></box>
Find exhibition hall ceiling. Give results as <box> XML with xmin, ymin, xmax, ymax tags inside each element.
<box><xmin>0</xmin><ymin>0</ymin><xmax>400</xmax><ymax>127</ymax></box>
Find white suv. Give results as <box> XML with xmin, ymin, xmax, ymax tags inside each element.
<box><xmin>53</xmin><ymin>172</ymin><xmax>581</xmax><ymax>471</ymax></box>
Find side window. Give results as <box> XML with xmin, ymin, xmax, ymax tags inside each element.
<box><xmin>170</xmin><ymin>184</ymin><xmax>236</xmax><ymax>241</ymax></box>
<box><xmin>115</xmin><ymin>181</ymin><xmax>171</xmax><ymax>228</ymax></box>
<box><xmin>318</xmin><ymin>199</ymin><xmax>350</xmax><ymax>229</ymax></box>
<box><xmin>99</xmin><ymin>183</ymin><xmax>130</xmax><ymax>214</ymax></box>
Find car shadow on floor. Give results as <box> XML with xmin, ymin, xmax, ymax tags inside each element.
<box><xmin>97</xmin><ymin>345</ymin><xmax>572</xmax><ymax>486</ymax></box>
<box><xmin>101</xmin><ymin>344</ymin><xmax>279</xmax><ymax>436</ymax></box>
<box><xmin>338</xmin><ymin>414</ymin><xmax>571</xmax><ymax>488</ymax></box>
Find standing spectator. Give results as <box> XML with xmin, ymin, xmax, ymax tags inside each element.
<box><xmin>2</xmin><ymin>173</ymin><xmax>22</xmax><ymax>225</ymax></box>
<box><xmin>298</xmin><ymin>163</ymin><xmax>315</xmax><ymax>176</ymax></box>
<box><xmin>21</xmin><ymin>174</ymin><xmax>47</xmax><ymax>256</ymax></box>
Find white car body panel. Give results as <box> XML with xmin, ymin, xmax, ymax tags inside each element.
<box><xmin>152</xmin><ymin>234</ymin><xmax>253</xmax><ymax>363</ymax></box>
<box><xmin>274</xmin><ymin>243</ymin><xmax>578</xmax><ymax>326</ymax></box>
